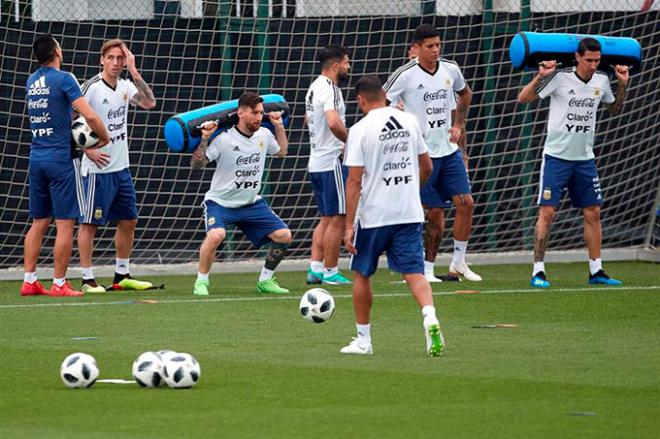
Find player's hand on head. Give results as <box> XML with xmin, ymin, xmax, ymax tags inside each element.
<box><xmin>121</xmin><ymin>43</ymin><xmax>136</xmax><ymax>72</ymax></box>
<box><xmin>614</xmin><ymin>65</ymin><xmax>629</xmax><ymax>85</ymax></box>
<box><xmin>199</xmin><ymin>120</ymin><xmax>218</xmax><ymax>138</ymax></box>
<box><xmin>84</xmin><ymin>147</ymin><xmax>110</xmax><ymax>169</ymax></box>
<box><xmin>538</xmin><ymin>60</ymin><xmax>557</xmax><ymax>77</ymax></box>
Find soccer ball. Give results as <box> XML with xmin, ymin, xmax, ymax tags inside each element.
<box><xmin>157</xmin><ymin>349</ymin><xmax>177</xmax><ymax>362</ymax></box>
<box><xmin>71</xmin><ymin>116</ymin><xmax>99</xmax><ymax>148</ymax></box>
<box><xmin>132</xmin><ymin>351</ymin><xmax>164</xmax><ymax>388</ymax></box>
<box><xmin>299</xmin><ymin>288</ymin><xmax>335</xmax><ymax>323</ymax></box>
<box><xmin>162</xmin><ymin>353</ymin><xmax>201</xmax><ymax>389</ymax></box>
<box><xmin>60</xmin><ymin>352</ymin><xmax>99</xmax><ymax>388</ymax></box>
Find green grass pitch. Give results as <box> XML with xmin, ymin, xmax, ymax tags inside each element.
<box><xmin>0</xmin><ymin>261</ymin><xmax>659</xmax><ymax>438</ymax></box>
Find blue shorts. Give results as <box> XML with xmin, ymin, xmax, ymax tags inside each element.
<box><xmin>29</xmin><ymin>159</ymin><xmax>83</xmax><ymax>219</ymax></box>
<box><xmin>349</xmin><ymin>222</ymin><xmax>424</xmax><ymax>277</ymax></box>
<box><xmin>538</xmin><ymin>155</ymin><xmax>602</xmax><ymax>208</ymax></box>
<box><xmin>81</xmin><ymin>168</ymin><xmax>138</xmax><ymax>225</ymax></box>
<box><xmin>421</xmin><ymin>150</ymin><xmax>471</xmax><ymax>209</ymax></box>
<box><xmin>310</xmin><ymin>163</ymin><xmax>347</xmax><ymax>216</ymax></box>
<box><xmin>203</xmin><ymin>198</ymin><xmax>288</xmax><ymax>248</ymax></box>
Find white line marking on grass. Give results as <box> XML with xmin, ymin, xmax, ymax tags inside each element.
<box><xmin>1</xmin><ymin>285</ymin><xmax>658</xmax><ymax>310</ymax></box>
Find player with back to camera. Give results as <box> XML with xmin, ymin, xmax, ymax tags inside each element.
<box><xmin>341</xmin><ymin>75</ymin><xmax>444</xmax><ymax>357</ymax></box>
<box><xmin>384</xmin><ymin>24</ymin><xmax>481</xmax><ymax>284</ymax></box>
<box><xmin>518</xmin><ymin>37</ymin><xmax>629</xmax><ymax>288</ymax></box>
<box><xmin>305</xmin><ymin>45</ymin><xmax>353</xmax><ymax>286</ymax></box>
<box><xmin>191</xmin><ymin>92</ymin><xmax>291</xmax><ymax>296</ymax></box>
<box><xmin>77</xmin><ymin>39</ymin><xmax>157</xmax><ymax>293</ymax></box>
<box><xmin>21</xmin><ymin>34</ymin><xmax>110</xmax><ymax>297</ymax></box>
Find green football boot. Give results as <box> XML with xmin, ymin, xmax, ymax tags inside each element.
<box><xmin>322</xmin><ymin>271</ymin><xmax>352</xmax><ymax>285</ymax></box>
<box><xmin>192</xmin><ymin>279</ymin><xmax>209</xmax><ymax>296</ymax></box>
<box><xmin>256</xmin><ymin>278</ymin><xmax>289</xmax><ymax>294</ymax></box>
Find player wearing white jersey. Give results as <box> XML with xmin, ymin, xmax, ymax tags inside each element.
<box><xmin>305</xmin><ymin>45</ymin><xmax>352</xmax><ymax>286</ymax></box>
<box><xmin>518</xmin><ymin>37</ymin><xmax>629</xmax><ymax>288</ymax></box>
<box><xmin>341</xmin><ymin>76</ymin><xmax>444</xmax><ymax>357</ymax></box>
<box><xmin>77</xmin><ymin>39</ymin><xmax>156</xmax><ymax>294</ymax></box>
<box><xmin>384</xmin><ymin>24</ymin><xmax>481</xmax><ymax>283</ymax></box>
<box><xmin>191</xmin><ymin>92</ymin><xmax>291</xmax><ymax>296</ymax></box>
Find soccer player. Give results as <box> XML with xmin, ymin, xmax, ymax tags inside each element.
<box><xmin>341</xmin><ymin>75</ymin><xmax>444</xmax><ymax>356</ymax></box>
<box><xmin>384</xmin><ymin>24</ymin><xmax>481</xmax><ymax>283</ymax></box>
<box><xmin>21</xmin><ymin>34</ymin><xmax>110</xmax><ymax>297</ymax></box>
<box><xmin>77</xmin><ymin>39</ymin><xmax>157</xmax><ymax>293</ymax></box>
<box><xmin>191</xmin><ymin>92</ymin><xmax>291</xmax><ymax>296</ymax></box>
<box><xmin>518</xmin><ymin>38</ymin><xmax>629</xmax><ymax>288</ymax></box>
<box><xmin>305</xmin><ymin>45</ymin><xmax>352</xmax><ymax>285</ymax></box>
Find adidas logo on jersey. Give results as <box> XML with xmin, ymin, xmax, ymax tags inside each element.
<box><xmin>233</xmin><ymin>146</ymin><xmax>240</xmax><ymax>151</ymax></box>
<box><xmin>102</xmin><ymin>98</ymin><xmax>110</xmax><ymax>105</ymax></box>
<box><xmin>568</xmin><ymin>89</ymin><xmax>576</xmax><ymax>95</ymax></box>
<box><xmin>28</xmin><ymin>76</ymin><xmax>50</xmax><ymax>96</ymax></box>
<box><xmin>379</xmin><ymin>116</ymin><xmax>410</xmax><ymax>140</ymax></box>
<box><xmin>417</xmin><ymin>84</ymin><xmax>425</xmax><ymax>90</ymax></box>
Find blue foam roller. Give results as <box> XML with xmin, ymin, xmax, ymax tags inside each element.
<box><xmin>509</xmin><ymin>32</ymin><xmax>642</xmax><ymax>72</ymax></box>
<box><xmin>164</xmin><ymin>94</ymin><xmax>291</xmax><ymax>153</ymax></box>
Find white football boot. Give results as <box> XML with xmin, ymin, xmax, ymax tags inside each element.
<box><xmin>449</xmin><ymin>262</ymin><xmax>483</xmax><ymax>282</ymax></box>
<box><xmin>339</xmin><ymin>338</ymin><xmax>373</xmax><ymax>355</ymax></box>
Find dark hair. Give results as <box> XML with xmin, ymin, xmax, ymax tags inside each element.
<box><xmin>577</xmin><ymin>37</ymin><xmax>601</xmax><ymax>55</ymax></box>
<box><xmin>238</xmin><ymin>91</ymin><xmax>263</xmax><ymax>109</ymax></box>
<box><xmin>355</xmin><ymin>75</ymin><xmax>385</xmax><ymax>101</ymax></box>
<box><xmin>412</xmin><ymin>24</ymin><xmax>440</xmax><ymax>44</ymax></box>
<box><xmin>318</xmin><ymin>45</ymin><xmax>349</xmax><ymax>70</ymax></box>
<box><xmin>33</xmin><ymin>34</ymin><xmax>58</xmax><ymax>64</ymax></box>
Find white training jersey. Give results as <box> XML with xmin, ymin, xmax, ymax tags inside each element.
<box><xmin>305</xmin><ymin>75</ymin><xmax>346</xmax><ymax>172</ymax></box>
<box><xmin>344</xmin><ymin>106</ymin><xmax>428</xmax><ymax>229</ymax></box>
<box><xmin>80</xmin><ymin>74</ymin><xmax>138</xmax><ymax>175</ymax></box>
<box><xmin>536</xmin><ymin>67</ymin><xmax>615</xmax><ymax>161</ymax></box>
<box><xmin>383</xmin><ymin>58</ymin><xmax>466</xmax><ymax>158</ymax></box>
<box><xmin>204</xmin><ymin>126</ymin><xmax>280</xmax><ymax>208</ymax></box>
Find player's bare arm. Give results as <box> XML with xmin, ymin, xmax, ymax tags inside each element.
<box><xmin>123</xmin><ymin>44</ymin><xmax>156</xmax><ymax>110</ymax></box>
<box><xmin>191</xmin><ymin>121</ymin><xmax>217</xmax><ymax>169</ymax></box>
<box><xmin>605</xmin><ymin>65</ymin><xmax>629</xmax><ymax>115</ymax></box>
<box><xmin>343</xmin><ymin>166</ymin><xmax>363</xmax><ymax>255</ymax></box>
<box><xmin>449</xmin><ymin>85</ymin><xmax>472</xmax><ymax>143</ymax></box>
<box><xmin>269</xmin><ymin>111</ymin><xmax>288</xmax><ymax>157</ymax></box>
<box><xmin>72</xmin><ymin>97</ymin><xmax>110</xmax><ymax>148</ymax></box>
<box><xmin>518</xmin><ymin>60</ymin><xmax>557</xmax><ymax>103</ymax></box>
<box><xmin>325</xmin><ymin>110</ymin><xmax>348</xmax><ymax>143</ymax></box>
<box><xmin>418</xmin><ymin>152</ymin><xmax>432</xmax><ymax>186</ymax></box>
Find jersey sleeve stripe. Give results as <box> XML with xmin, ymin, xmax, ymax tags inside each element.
<box><xmin>383</xmin><ymin>60</ymin><xmax>417</xmax><ymax>92</ymax></box>
<box><xmin>535</xmin><ymin>70</ymin><xmax>559</xmax><ymax>94</ymax></box>
<box><xmin>332</xmin><ymin>84</ymin><xmax>340</xmax><ymax>110</ymax></box>
<box><xmin>81</xmin><ymin>75</ymin><xmax>101</xmax><ymax>94</ymax></box>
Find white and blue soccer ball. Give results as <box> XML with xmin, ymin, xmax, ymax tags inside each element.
<box><xmin>299</xmin><ymin>288</ymin><xmax>335</xmax><ymax>323</ymax></box>
<box><xmin>132</xmin><ymin>351</ymin><xmax>164</xmax><ymax>388</ymax></box>
<box><xmin>162</xmin><ymin>353</ymin><xmax>201</xmax><ymax>389</ymax></box>
<box><xmin>60</xmin><ymin>352</ymin><xmax>99</xmax><ymax>388</ymax></box>
<box><xmin>71</xmin><ymin>116</ymin><xmax>99</xmax><ymax>148</ymax></box>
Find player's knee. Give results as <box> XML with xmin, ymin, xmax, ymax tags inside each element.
<box><xmin>329</xmin><ymin>215</ymin><xmax>345</xmax><ymax>229</ymax></box>
<box><xmin>538</xmin><ymin>207</ymin><xmax>556</xmax><ymax>225</ymax></box>
<box><xmin>271</xmin><ymin>228</ymin><xmax>292</xmax><ymax>244</ymax></box>
<box><xmin>118</xmin><ymin>219</ymin><xmax>137</xmax><ymax>232</ymax></box>
<box><xmin>583</xmin><ymin>206</ymin><xmax>601</xmax><ymax>225</ymax></box>
<box><xmin>426</xmin><ymin>208</ymin><xmax>444</xmax><ymax>225</ymax></box>
<box><xmin>206</xmin><ymin>228</ymin><xmax>226</xmax><ymax>245</ymax></box>
<box><xmin>455</xmin><ymin>194</ymin><xmax>474</xmax><ymax>211</ymax></box>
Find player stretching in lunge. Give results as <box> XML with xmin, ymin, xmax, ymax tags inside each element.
<box><xmin>341</xmin><ymin>76</ymin><xmax>444</xmax><ymax>356</ymax></box>
<box><xmin>384</xmin><ymin>24</ymin><xmax>481</xmax><ymax>283</ymax></box>
<box><xmin>518</xmin><ymin>37</ymin><xmax>628</xmax><ymax>288</ymax></box>
<box><xmin>191</xmin><ymin>92</ymin><xmax>291</xmax><ymax>296</ymax></box>
<box><xmin>21</xmin><ymin>35</ymin><xmax>110</xmax><ymax>297</ymax></box>
<box><xmin>77</xmin><ymin>40</ymin><xmax>157</xmax><ymax>293</ymax></box>
<box><xmin>305</xmin><ymin>45</ymin><xmax>352</xmax><ymax>285</ymax></box>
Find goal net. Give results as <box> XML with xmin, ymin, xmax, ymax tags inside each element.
<box><xmin>1</xmin><ymin>0</ymin><xmax>658</xmax><ymax>268</ymax></box>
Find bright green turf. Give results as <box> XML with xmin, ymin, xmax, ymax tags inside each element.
<box><xmin>1</xmin><ymin>261</ymin><xmax>659</xmax><ymax>438</ymax></box>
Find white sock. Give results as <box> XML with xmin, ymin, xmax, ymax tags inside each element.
<box><xmin>451</xmin><ymin>240</ymin><xmax>468</xmax><ymax>266</ymax></box>
<box><xmin>533</xmin><ymin>262</ymin><xmax>545</xmax><ymax>276</ymax></box>
<box><xmin>589</xmin><ymin>258</ymin><xmax>602</xmax><ymax>275</ymax></box>
<box><xmin>197</xmin><ymin>272</ymin><xmax>209</xmax><ymax>281</ymax></box>
<box><xmin>310</xmin><ymin>260</ymin><xmax>323</xmax><ymax>273</ymax></box>
<box><xmin>424</xmin><ymin>260</ymin><xmax>435</xmax><ymax>276</ymax></box>
<box><xmin>259</xmin><ymin>267</ymin><xmax>274</xmax><ymax>282</ymax></box>
<box><xmin>81</xmin><ymin>267</ymin><xmax>94</xmax><ymax>280</ymax></box>
<box><xmin>356</xmin><ymin>323</ymin><xmax>371</xmax><ymax>345</ymax></box>
<box><xmin>421</xmin><ymin>305</ymin><xmax>437</xmax><ymax>322</ymax></box>
<box><xmin>24</xmin><ymin>272</ymin><xmax>38</xmax><ymax>284</ymax></box>
<box><xmin>116</xmin><ymin>258</ymin><xmax>130</xmax><ymax>275</ymax></box>
<box><xmin>324</xmin><ymin>266</ymin><xmax>338</xmax><ymax>276</ymax></box>
<box><xmin>53</xmin><ymin>277</ymin><xmax>66</xmax><ymax>287</ymax></box>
